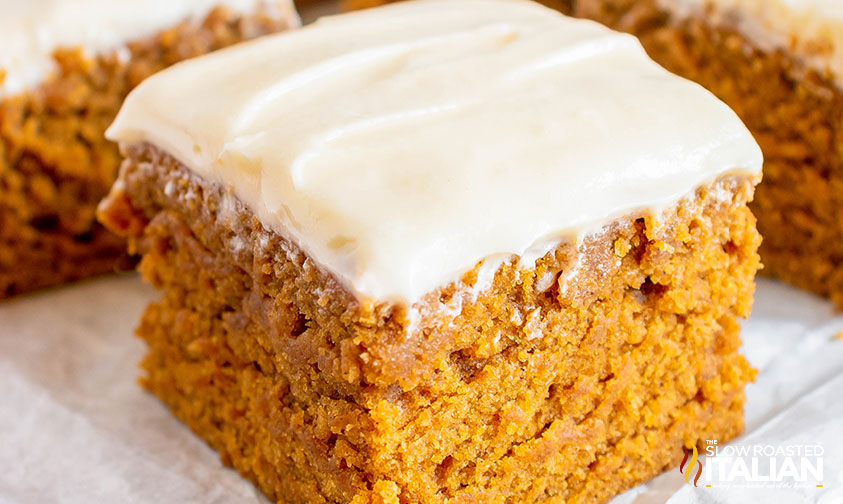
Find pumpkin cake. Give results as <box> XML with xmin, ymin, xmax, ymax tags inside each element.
<box><xmin>0</xmin><ymin>0</ymin><xmax>299</xmax><ymax>298</ymax></box>
<box><xmin>99</xmin><ymin>1</ymin><xmax>763</xmax><ymax>502</ymax></box>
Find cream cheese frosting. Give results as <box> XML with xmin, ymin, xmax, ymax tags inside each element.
<box><xmin>658</xmin><ymin>0</ymin><xmax>843</xmax><ymax>83</ymax></box>
<box><xmin>0</xmin><ymin>0</ymin><xmax>298</xmax><ymax>98</ymax></box>
<box><xmin>107</xmin><ymin>0</ymin><xmax>762</xmax><ymax>304</ymax></box>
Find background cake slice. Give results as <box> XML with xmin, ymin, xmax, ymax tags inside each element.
<box><xmin>0</xmin><ymin>0</ymin><xmax>299</xmax><ymax>298</ymax></box>
<box><xmin>99</xmin><ymin>1</ymin><xmax>763</xmax><ymax>502</ymax></box>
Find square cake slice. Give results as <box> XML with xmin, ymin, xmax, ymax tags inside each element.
<box><xmin>0</xmin><ymin>0</ymin><xmax>299</xmax><ymax>298</ymax></box>
<box><xmin>99</xmin><ymin>1</ymin><xmax>762</xmax><ymax>502</ymax></box>
<box><xmin>550</xmin><ymin>0</ymin><xmax>843</xmax><ymax>307</ymax></box>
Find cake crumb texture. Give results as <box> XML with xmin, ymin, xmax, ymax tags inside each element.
<box><xmin>100</xmin><ymin>145</ymin><xmax>760</xmax><ymax>503</ymax></box>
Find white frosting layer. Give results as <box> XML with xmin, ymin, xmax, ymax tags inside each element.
<box><xmin>659</xmin><ymin>0</ymin><xmax>843</xmax><ymax>83</ymax></box>
<box><xmin>107</xmin><ymin>0</ymin><xmax>762</xmax><ymax>304</ymax></box>
<box><xmin>0</xmin><ymin>0</ymin><xmax>298</xmax><ymax>98</ymax></box>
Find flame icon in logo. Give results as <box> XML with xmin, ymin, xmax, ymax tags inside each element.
<box><xmin>679</xmin><ymin>445</ymin><xmax>703</xmax><ymax>487</ymax></box>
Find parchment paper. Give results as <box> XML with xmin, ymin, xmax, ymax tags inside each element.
<box><xmin>0</xmin><ymin>275</ymin><xmax>841</xmax><ymax>503</ymax></box>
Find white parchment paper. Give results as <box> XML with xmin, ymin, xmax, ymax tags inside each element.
<box><xmin>0</xmin><ymin>275</ymin><xmax>841</xmax><ymax>503</ymax></box>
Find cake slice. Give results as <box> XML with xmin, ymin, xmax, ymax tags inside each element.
<box><xmin>0</xmin><ymin>0</ymin><xmax>299</xmax><ymax>298</ymax></box>
<box><xmin>99</xmin><ymin>1</ymin><xmax>762</xmax><ymax>502</ymax></box>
